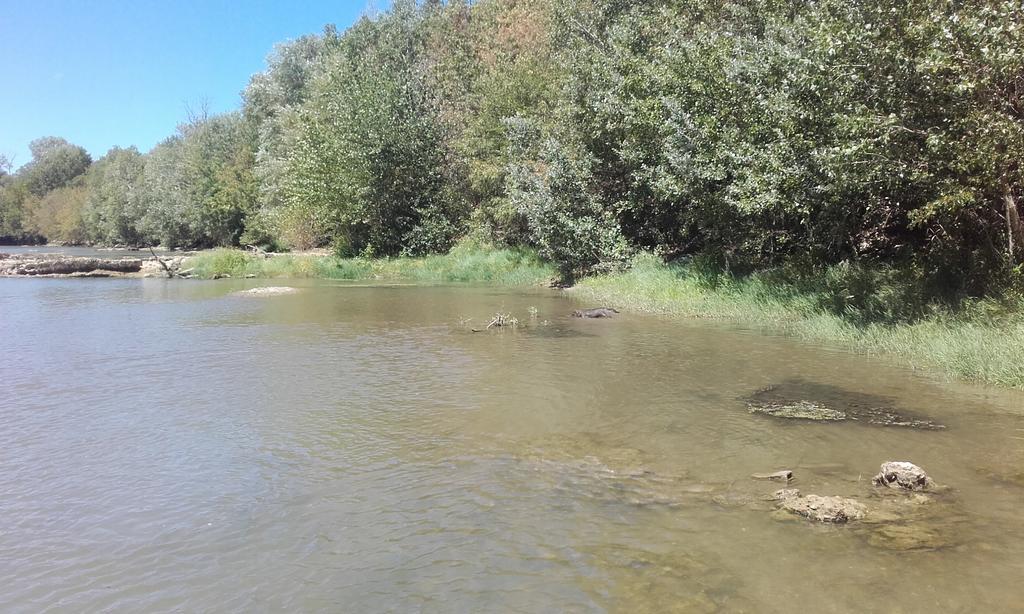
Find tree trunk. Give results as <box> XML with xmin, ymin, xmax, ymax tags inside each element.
<box><xmin>1006</xmin><ymin>189</ymin><xmax>1023</xmax><ymax>264</ymax></box>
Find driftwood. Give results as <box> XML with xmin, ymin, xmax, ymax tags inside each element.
<box><xmin>246</xmin><ymin>244</ymin><xmax>271</xmax><ymax>258</ymax></box>
<box><xmin>149</xmin><ymin>247</ymin><xmax>175</xmax><ymax>278</ymax></box>
<box><xmin>485</xmin><ymin>313</ymin><xmax>518</xmax><ymax>329</ymax></box>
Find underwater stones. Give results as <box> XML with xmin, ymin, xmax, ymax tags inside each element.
<box><xmin>511</xmin><ymin>434</ymin><xmax>697</xmax><ymax>507</ymax></box>
<box><xmin>773</xmin><ymin>489</ymin><xmax>867</xmax><ymax>523</ymax></box>
<box><xmin>973</xmin><ymin>465</ymin><xmax>1024</xmax><ymax>488</ymax></box>
<box><xmin>572</xmin><ymin>307</ymin><xmax>619</xmax><ymax>318</ymax></box>
<box><xmin>865</xmin><ymin>523</ymin><xmax>953</xmax><ymax>551</ymax></box>
<box><xmin>581</xmin><ymin>544</ymin><xmax>743</xmax><ymax>613</ymax></box>
<box><xmin>710</xmin><ymin>492</ymin><xmax>759</xmax><ymax>508</ymax></box>
<box><xmin>744</xmin><ymin>380</ymin><xmax>945</xmax><ymax>429</ymax></box>
<box><xmin>740</xmin><ymin>461</ymin><xmax>964</xmax><ymax>549</ymax></box>
<box><xmin>860</xmin><ymin>494</ymin><xmax>967</xmax><ymax>551</ymax></box>
<box><xmin>972</xmin><ymin>449</ymin><xmax>1024</xmax><ymax>488</ymax></box>
<box><xmin>873</xmin><ymin>461</ymin><xmax>935</xmax><ymax>491</ymax></box>
<box><xmin>749</xmin><ymin>401</ymin><xmax>847</xmax><ymax>421</ymax></box>
<box><xmin>773</xmin><ymin>488</ymin><xmax>801</xmax><ymax>500</ymax></box>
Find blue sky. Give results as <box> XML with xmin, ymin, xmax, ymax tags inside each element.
<box><xmin>0</xmin><ymin>1</ymin><xmax>383</xmax><ymax>170</ymax></box>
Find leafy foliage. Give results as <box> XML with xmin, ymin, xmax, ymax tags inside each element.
<box><xmin>140</xmin><ymin>112</ymin><xmax>257</xmax><ymax>248</ymax></box>
<box><xmin>20</xmin><ymin>137</ymin><xmax>92</xmax><ymax>198</ymax></box>
<box><xmin>278</xmin><ymin>5</ymin><xmax>467</xmax><ymax>255</ymax></box>
<box><xmin>83</xmin><ymin>147</ymin><xmax>147</xmax><ymax>245</ymax></box>
<box><xmin>4</xmin><ymin>0</ymin><xmax>1022</xmax><ymax>301</ymax></box>
<box><xmin>28</xmin><ymin>182</ymin><xmax>88</xmax><ymax>244</ymax></box>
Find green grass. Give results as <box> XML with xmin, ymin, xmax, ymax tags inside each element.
<box><xmin>573</xmin><ymin>253</ymin><xmax>1024</xmax><ymax>388</ymax></box>
<box><xmin>184</xmin><ymin>243</ymin><xmax>555</xmax><ymax>286</ymax></box>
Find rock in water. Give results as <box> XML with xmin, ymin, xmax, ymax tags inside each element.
<box><xmin>773</xmin><ymin>488</ymin><xmax>867</xmax><ymax>523</ymax></box>
<box><xmin>572</xmin><ymin>307</ymin><xmax>619</xmax><ymax>318</ymax></box>
<box><xmin>743</xmin><ymin>380</ymin><xmax>945</xmax><ymax>429</ymax></box>
<box><xmin>867</xmin><ymin>523</ymin><xmax>948</xmax><ymax>551</ymax></box>
<box><xmin>749</xmin><ymin>401</ymin><xmax>847</xmax><ymax>421</ymax></box>
<box><xmin>751</xmin><ymin>470</ymin><xmax>794</xmax><ymax>481</ymax></box>
<box><xmin>873</xmin><ymin>461</ymin><xmax>935</xmax><ymax>491</ymax></box>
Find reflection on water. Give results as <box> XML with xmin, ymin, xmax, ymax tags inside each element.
<box><xmin>1</xmin><ymin>277</ymin><xmax>1023</xmax><ymax>612</ymax></box>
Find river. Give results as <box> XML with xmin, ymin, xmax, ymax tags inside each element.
<box><xmin>1</xmin><ymin>277</ymin><xmax>1023</xmax><ymax>612</ymax></box>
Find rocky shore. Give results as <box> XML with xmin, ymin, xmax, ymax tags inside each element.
<box><xmin>0</xmin><ymin>252</ymin><xmax>187</xmax><ymax>278</ymax></box>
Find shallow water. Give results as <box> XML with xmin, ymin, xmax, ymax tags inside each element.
<box><xmin>1</xmin><ymin>277</ymin><xmax>1023</xmax><ymax>612</ymax></box>
<box><xmin>0</xmin><ymin>245</ymin><xmax>165</xmax><ymax>259</ymax></box>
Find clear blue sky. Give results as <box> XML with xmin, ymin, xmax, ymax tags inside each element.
<box><xmin>0</xmin><ymin>0</ymin><xmax>384</xmax><ymax>170</ymax></box>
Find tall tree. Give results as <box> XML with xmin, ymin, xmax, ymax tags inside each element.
<box><xmin>83</xmin><ymin>147</ymin><xmax>148</xmax><ymax>245</ymax></box>
<box><xmin>21</xmin><ymin>137</ymin><xmax>92</xmax><ymax>197</ymax></box>
<box><xmin>281</xmin><ymin>4</ymin><xmax>465</xmax><ymax>254</ymax></box>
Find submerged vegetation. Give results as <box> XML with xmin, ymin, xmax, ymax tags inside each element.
<box><xmin>2</xmin><ymin>1</ymin><xmax>1023</xmax><ymax>384</ymax></box>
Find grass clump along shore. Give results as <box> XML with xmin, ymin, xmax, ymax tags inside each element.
<box><xmin>185</xmin><ymin>243</ymin><xmax>555</xmax><ymax>287</ymax></box>
<box><xmin>573</xmin><ymin>254</ymin><xmax>1024</xmax><ymax>389</ymax></box>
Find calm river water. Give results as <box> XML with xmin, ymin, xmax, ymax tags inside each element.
<box><xmin>1</xmin><ymin>277</ymin><xmax>1023</xmax><ymax>612</ymax></box>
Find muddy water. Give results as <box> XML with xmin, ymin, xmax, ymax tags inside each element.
<box><xmin>1</xmin><ymin>278</ymin><xmax>1023</xmax><ymax>612</ymax></box>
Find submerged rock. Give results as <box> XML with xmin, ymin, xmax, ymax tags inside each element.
<box><xmin>866</xmin><ymin>523</ymin><xmax>953</xmax><ymax>551</ymax></box>
<box><xmin>773</xmin><ymin>488</ymin><xmax>867</xmax><ymax>523</ymax></box>
<box><xmin>510</xmin><ymin>433</ymin><xmax>694</xmax><ymax>508</ymax></box>
<box><xmin>973</xmin><ymin>465</ymin><xmax>1024</xmax><ymax>488</ymax></box>
<box><xmin>572</xmin><ymin>307</ymin><xmax>619</xmax><ymax>318</ymax></box>
<box><xmin>972</xmin><ymin>448</ymin><xmax>1024</xmax><ymax>488</ymax></box>
<box><xmin>744</xmin><ymin>380</ymin><xmax>945</xmax><ymax>429</ymax></box>
<box><xmin>760</xmin><ymin>462</ymin><xmax>964</xmax><ymax>549</ymax></box>
<box><xmin>749</xmin><ymin>401</ymin><xmax>847</xmax><ymax>421</ymax></box>
<box><xmin>580</xmin><ymin>544</ymin><xmax>748</xmax><ymax>613</ymax></box>
<box><xmin>711</xmin><ymin>491</ymin><xmax>766</xmax><ymax>509</ymax></box>
<box><xmin>873</xmin><ymin>461</ymin><xmax>935</xmax><ymax>491</ymax></box>
<box><xmin>858</xmin><ymin>491</ymin><xmax>967</xmax><ymax>551</ymax></box>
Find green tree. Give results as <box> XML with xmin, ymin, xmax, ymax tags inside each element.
<box><xmin>20</xmin><ymin>137</ymin><xmax>92</xmax><ymax>197</ymax></box>
<box><xmin>141</xmin><ymin>113</ymin><xmax>257</xmax><ymax>247</ymax></box>
<box><xmin>282</xmin><ymin>4</ymin><xmax>466</xmax><ymax>255</ymax></box>
<box><xmin>0</xmin><ymin>176</ymin><xmax>34</xmax><ymax>242</ymax></box>
<box><xmin>243</xmin><ymin>27</ymin><xmax>340</xmax><ymax>248</ymax></box>
<box><xmin>82</xmin><ymin>147</ymin><xmax>148</xmax><ymax>245</ymax></box>
<box><xmin>28</xmin><ymin>181</ymin><xmax>88</xmax><ymax>244</ymax></box>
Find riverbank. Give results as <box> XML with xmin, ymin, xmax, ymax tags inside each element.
<box><xmin>5</xmin><ymin>244</ymin><xmax>1023</xmax><ymax>388</ymax></box>
<box><xmin>184</xmin><ymin>245</ymin><xmax>555</xmax><ymax>286</ymax></box>
<box><xmin>0</xmin><ymin>251</ymin><xmax>185</xmax><ymax>278</ymax></box>
<box><xmin>572</xmin><ymin>254</ymin><xmax>1024</xmax><ymax>389</ymax></box>
<box><xmin>184</xmin><ymin>247</ymin><xmax>1024</xmax><ymax>388</ymax></box>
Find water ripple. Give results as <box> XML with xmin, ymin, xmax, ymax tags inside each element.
<box><xmin>1</xmin><ymin>281</ymin><xmax>1023</xmax><ymax>611</ymax></box>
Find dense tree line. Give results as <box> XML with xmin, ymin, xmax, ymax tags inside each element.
<box><xmin>2</xmin><ymin>0</ymin><xmax>1021</xmax><ymax>293</ymax></box>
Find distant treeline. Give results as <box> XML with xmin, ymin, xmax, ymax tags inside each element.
<box><xmin>1</xmin><ymin>0</ymin><xmax>1021</xmax><ymax>291</ymax></box>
